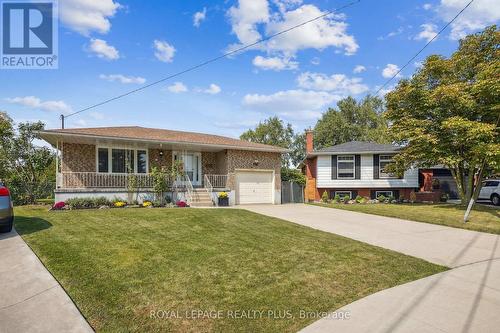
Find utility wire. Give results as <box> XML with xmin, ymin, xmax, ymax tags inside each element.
<box><xmin>65</xmin><ymin>0</ymin><xmax>361</xmax><ymax>119</ymax></box>
<box><xmin>375</xmin><ymin>0</ymin><xmax>475</xmax><ymax>95</ymax></box>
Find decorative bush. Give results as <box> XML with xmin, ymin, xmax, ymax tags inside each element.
<box><xmin>355</xmin><ymin>195</ymin><xmax>365</xmax><ymax>204</ymax></box>
<box><xmin>321</xmin><ymin>191</ymin><xmax>329</xmax><ymax>203</ymax></box>
<box><xmin>52</xmin><ymin>201</ymin><xmax>65</xmax><ymax>210</ymax></box>
<box><xmin>93</xmin><ymin>197</ymin><xmax>111</xmax><ymax>207</ymax></box>
<box><xmin>333</xmin><ymin>194</ymin><xmax>340</xmax><ymax>203</ymax></box>
<box><xmin>377</xmin><ymin>195</ymin><xmax>386</xmax><ymax>203</ymax></box>
<box><xmin>218</xmin><ymin>192</ymin><xmax>229</xmax><ymax>199</ymax></box>
<box><xmin>152</xmin><ymin>200</ymin><xmax>165</xmax><ymax>208</ymax></box>
<box><xmin>176</xmin><ymin>200</ymin><xmax>188</xmax><ymax>208</ymax></box>
<box><xmin>142</xmin><ymin>201</ymin><xmax>152</xmax><ymax>207</ymax></box>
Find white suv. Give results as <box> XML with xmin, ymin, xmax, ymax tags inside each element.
<box><xmin>478</xmin><ymin>180</ymin><xmax>500</xmax><ymax>206</ymax></box>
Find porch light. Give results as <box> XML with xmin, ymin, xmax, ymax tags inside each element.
<box><xmin>253</xmin><ymin>159</ymin><xmax>259</xmax><ymax>166</ymax></box>
<box><xmin>159</xmin><ymin>150</ymin><xmax>164</xmax><ymax>158</ymax></box>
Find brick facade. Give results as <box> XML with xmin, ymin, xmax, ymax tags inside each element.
<box><xmin>148</xmin><ymin>149</ymin><xmax>172</xmax><ymax>171</ymax></box>
<box><xmin>61</xmin><ymin>143</ymin><xmax>96</xmax><ymax>172</ymax></box>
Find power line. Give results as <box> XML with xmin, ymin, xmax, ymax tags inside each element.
<box><xmin>375</xmin><ymin>0</ymin><xmax>475</xmax><ymax>95</ymax></box>
<box><xmin>65</xmin><ymin>0</ymin><xmax>361</xmax><ymax>119</ymax></box>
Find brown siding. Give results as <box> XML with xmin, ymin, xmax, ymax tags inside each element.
<box><xmin>225</xmin><ymin>149</ymin><xmax>281</xmax><ymax>190</ymax></box>
<box><xmin>61</xmin><ymin>143</ymin><xmax>95</xmax><ymax>172</ymax></box>
<box><xmin>149</xmin><ymin>149</ymin><xmax>172</xmax><ymax>171</ymax></box>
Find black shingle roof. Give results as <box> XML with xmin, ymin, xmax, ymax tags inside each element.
<box><xmin>316</xmin><ymin>141</ymin><xmax>400</xmax><ymax>153</ymax></box>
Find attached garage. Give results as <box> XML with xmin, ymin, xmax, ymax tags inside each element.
<box><xmin>235</xmin><ymin>170</ymin><xmax>274</xmax><ymax>204</ymax></box>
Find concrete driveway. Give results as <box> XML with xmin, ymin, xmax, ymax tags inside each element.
<box><xmin>244</xmin><ymin>204</ymin><xmax>500</xmax><ymax>333</ymax></box>
<box><xmin>0</xmin><ymin>229</ymin><xmax>93</xmax><ymax>333</ymax></box>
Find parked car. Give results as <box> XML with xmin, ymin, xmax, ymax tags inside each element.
<box><xmin>0</xmin><ymin>185</ymin><xmax>14</xmax><ymax>233</ymax></box>
<box><xmin>478</xmin><ymin>180</ymin><xmax>500</xmax><ymax>206</ymax></box>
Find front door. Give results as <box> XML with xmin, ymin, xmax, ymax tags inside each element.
<box><xmin>173</xmin><ymin>152</ymin><xmax>202</xmax><ymax>186</ymax></box>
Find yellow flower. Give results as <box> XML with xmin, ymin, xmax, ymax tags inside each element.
<box><xmin>218</xmin><ymin>192</ymin><xmax>228</xmax><ymax>199</ymax></box>
<box><xmin>114</xmin><ymin>201</ymin><xmax>126</xmax><ymax>207</ymax></box>
<box><xmin>143</xmin><ymin>201</ymin><xmax>152</xmax><ymax>207</ymax></box>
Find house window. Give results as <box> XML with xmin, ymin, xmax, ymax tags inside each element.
<box><xmin>97</xmin><ymin>148</ymin><xmax>148</xmax><ymax>174</ymax></box>
<box><xmin>98</xmin><ymin>148</ymin><xmax>109</xmax><ymax>173</ymax></box>
<box><xmin>335</xmin><ymin>191</ymin><xmax>352</xmax><ymax>199</ymax></box>
<box><xmin>376</xmin><ymin>191</ymin><xmax>393</xmax><ymax>198</ymax></box>
<box><xmin>137</xmin><ymin>150</ymin><xmax>147</xmax><ymax>173</ymax></box>
<box><xmin>379</xmin><ymin>155</ymin><xmax>396</xmax><ymax>178</ymax></box>
<box><xmin>337</xmin><ymin>155</ymin><xmax>355</xmax><ymax>179</ymax></box>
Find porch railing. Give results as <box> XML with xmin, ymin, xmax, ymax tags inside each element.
<box><xmin>205</xmin><ymin>174</ymin><xmax>228</xmax><ymax>189</ymax></box>
<box><xmin>59</xmin><ymin>172</ymin><xmax>159</xmax><ymax>189</ymax></box>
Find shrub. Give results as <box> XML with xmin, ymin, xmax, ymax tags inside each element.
<box><xmin>114</xmin><ymin>201</ymin><xmax>126</xmax><ymax>208</ymax></box>
<box><xmin>355</xmin><ymin>195</ymin><xmax>365</xmax><ymax>204</ymax></box>
<box><xmin>176</xmin><ymin>200</ymin><xmax>188</xmax><ymax>208</ymax></box>
<box><xmin>152</xmin><ymin>200</ymin><xmax>165</xmax><ymax>207</ymax></box>
<box><xmin>142</xmin><ymin>201</ymin><xmax>152</xmax><ymax>207</ymax></box>
<box><xmin>409</xmin><ymin>191</ymin><xmax>417</xmax><ymax>203</ymax></box>
<box><xmin>52</xmin><ymin>201</ymin><xmax>65</xmax><ymax>210</ymax></box>
<box><xmin>333</xmin><ymin>194</ymin><xmax>341</xmax><ymax>203</ymax></box>
<box><xmin>377</xmin><ymin>195</ymin><xmax>386</xmax><ymax>203</ymax></box>
<box><xmin>65</xmin><ymin>197</ymin><xmax>94</xmax><ymax>209</ymax></box>
<box><xmin>321</xmin><ymin>191</ymin><xmax>329</xmax><ymax>203</ymax></box>
<box><xmin>440</xmin><ymin>193</ymin><xmax>449</xmax><ymax>202</ymax></box>
<box><xmin>93</xmin><ymin>197</ymin><xmax>111</xmax><ymax>207</ymax></box>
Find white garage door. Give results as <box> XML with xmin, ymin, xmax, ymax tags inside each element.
<box><xmin>236</xmin><ymin>171</ymin><xmax>273</xmax><ymax>204</ymax></box>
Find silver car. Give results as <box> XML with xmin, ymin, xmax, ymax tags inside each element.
<box><xmin>0</xmin><ymin>185</ymin><xmax>14</xmax><ymax>233</ymax></box>
<box><xmin>478</xmin><ymin>180</ymin><xmax>500</xmax><ymax>206</ymax></box>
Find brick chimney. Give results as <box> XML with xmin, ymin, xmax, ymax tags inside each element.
<box><xmin>305</xmin><ymin>129</ymin><xmax>314</xmax><ymax>154</ymax></box>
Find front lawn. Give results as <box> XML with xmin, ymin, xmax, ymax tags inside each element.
<box><xmin>312</xmin><ymin>202</ymin><xmax>500</xmax><ymax>234</ymax></box>
<box><xmin>14</xmin><ymin>206</ymin><xmax>446</xmax><ymax>332</ymax></box>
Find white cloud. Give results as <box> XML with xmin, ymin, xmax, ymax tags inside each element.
<box><xmin>227</xmin><ymin>1</ymin><xmax>358</xmax><ymax>62</ymax></box>
<box><xmin>89</xmin><ymin>112</ymin><xmax>104</xmax><ymax>120</ymax></box>
<box><xmin>60</xmin><ymin>0</ymin><xmax>121</xmax><ymax>36</ymax></box>
<box><xmin>5</xmin><ymin>96</ymin><xmax>72</xmax><ymax>114</ymax></box>
<box><xmin>310</xmin><ymin>57</ymin><xmax>320</xmax><ymax>65</ymax></box>
<box><xmin>153</xmin><ymin>40</ymin><xmax>176</xmax><ymax>63</ymax></box>
<box><xmin>99</xmin><ymin>74</ymin><xmax>146</xmax><ymax>84</ymax></box>
<box><xmin>252</xmin><ymin>55</ymin><xmax>298</xmax><ymax>71</ymax></box>
<box><xmin>437</xmin><ymin>0</ymin><xmax>500</xmax><ymax>40</ymax></box>
<box><xmin>296</xmin><ymin>72</ymin><xmax>369</xmax><ymax>95</ymax></box>
<box><xmin>193</xmin><ymin>7</ymin><xmax>207</xmax><ymax>27</ymax></box>
<box><xmin>242</xmin><ymin>89</ymin><xmax>339</xmax><ymax>120</ymax></box>
<box><xmin>202</xmin><ymin>84</ymin><xmax>221</xmax><ymax>95</ymax></box>
<box><xmin>88</xmin><ymin>38</ymin><xmax>120</xmax><ymax>60</ymax></box>
<box><xmin>228</xmin><ymin>0</ymin><xmax>270</xmax><ymax>47</ymax></box>
<box><xmin>265</xmin><ymin>4</ymin><xmax>358</xmax><ymax>56</ymax></box>
<box><xmin>353</xmin><ymin>65</ymin><xmax>366</xmax><ymax>73</ymax></box>
<box><xmin>415</xmin><ymin>23</ymin><xmax>438</xmax><ymax>43</ymax></box>
<box><xmin>167</xmin><ymin>82</ymin><xmax>188</xmax><ymax>93</ymax></box>
<box><xmin>423</xmin><ymin>3</ymin><xmax>433</xmax><ymax>10</ymax></box>
<box><xmin>414</xmin><ymin>61</ymin><xmax>424</xmax><ymax>68</ymax></box>
<box><xmin>377</xmin><ymin>26</ymin><xmax>404</xmax><ymax>40</ymax></box>
<box><xmin>382</xmin><ymin>64</ymin><xmax>401</xmax><ymax>79</ymax></box>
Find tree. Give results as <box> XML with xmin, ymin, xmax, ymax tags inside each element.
<box><xmin>0</xmin><ymin>112</ymin><xmax>56</xmax><ymax>204</ymax></box>
<box><xmin>240</xmin><ymin>116</ymin><xmax>294</xmax><ymax>166</ymax></box>
<box><xmin>385</xmin><ymin>26</ymin><xmax>500</xmax><ymax>206</ymax></box>
<box><xmin>290</xmin><ymin>132</ymin><xmax>306</xmax><ymax>167</ymax></box>
<box><xmin>314</xmin><ymin>95</ymin><xmax>389</xmax><ymax>150</ymax></box>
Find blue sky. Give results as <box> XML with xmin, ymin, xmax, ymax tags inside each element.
<box><xmin>1</xmin><ymin>0</ymin><xmax>499</xmax><ymax>138</ymax></box>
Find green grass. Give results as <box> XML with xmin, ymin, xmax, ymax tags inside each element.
<box><xmin>312</xmin><ymin>202</ymin><xmax>500</xmax><ymax>234</ymax></box>
<box><xmin>14</xmin><ymin>206</ymin><xmax>446</xmax><ymax>332</ymax></box>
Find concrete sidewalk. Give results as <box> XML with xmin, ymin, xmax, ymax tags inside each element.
<box><xmin>244</xmin><ymin>204</ymin><xmax>500</xmax><ymax>333</ymax></box>
<box><xmin>0</xmin><ymin>229</ymin><xmax>93</xmax><ymax>333</ymax></box>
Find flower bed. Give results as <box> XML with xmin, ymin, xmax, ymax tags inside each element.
<box><xmin>51</xmin><ymin>196</ymin><xmax>190</xmax><ymax>211</ymax></box>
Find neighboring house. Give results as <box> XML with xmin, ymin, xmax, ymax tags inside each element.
<box><xmin>39</xmin><ymin>126</ymin><xmax>287</xmax><ymax>206</ymax></box>
<box><xmin>302</xmin><ymin>131</ymin><xmax>419</xmax><ymax>201</ymax></box>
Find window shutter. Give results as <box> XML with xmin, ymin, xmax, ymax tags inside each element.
<box><xmin>352</xmin><ymin>190</ymin><xmax>358</xmax><ymax>199</ymax></box>
<box><xmin>373</xmin><ymin>154</ymin><xmax>380</xmax><ymax>179</ymax></box>
<box><xmin>370</xmin><ymin>190</ymin><xmax>376</xmax><ymax>199</ymax></box>
<box><xmin>331</xmin><ymin>155</ymin><xmax>337</xmax><ymax>179</ymax></box>
<box><xmin>393</xmin><ymin>190</ymin><xmax>400</xmax><ymax>199</ymax></box>
<box><xmin>355</xmin><ymin>155</ymin><xmax>361</xmax><ymax>179</ymax></box>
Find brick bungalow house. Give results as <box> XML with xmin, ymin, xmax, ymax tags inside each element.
<box><xmin>302</xmin><ymin>130</ymin><xmax>452</xmax><ymax>202</ymax></box>
<box><xmin>39</xmin><ymin>126</ymin><xmax>287</xmax><ymax>206</ymax></box>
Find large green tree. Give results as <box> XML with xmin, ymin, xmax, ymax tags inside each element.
<box><xmin>385</xmin><ymin>26</ymin><xmax>500</xmax><ymax>205</ymax></box>
<box><xmin>313</xmin><ymin>95</ymin><xmax>389</xmax><ymax>149</ymax></box>
<box><xmin>0</xmin><ymin>112</ymin><xmax>56</xmax><ymax>204</ymax></box>
<box><xmin>240</xmin><ymin>116</ymin><xmax>294</xmax><ymax>166</ymax></box>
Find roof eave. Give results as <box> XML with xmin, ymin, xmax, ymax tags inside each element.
<box><xmin>307</xmin><ymin>150</ymin><xmax>399</xmax><ymax>157</ymax></box>
<box><xmin>38</xmin><ymin>130</ymin><xmax>289</xmax><ymax>153</ymax></box>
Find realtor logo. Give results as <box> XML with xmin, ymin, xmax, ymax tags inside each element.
<box><xmin>1</xmin><ymin>0</ymin><xmax>58</xmax><ymax>69</ymax></box>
